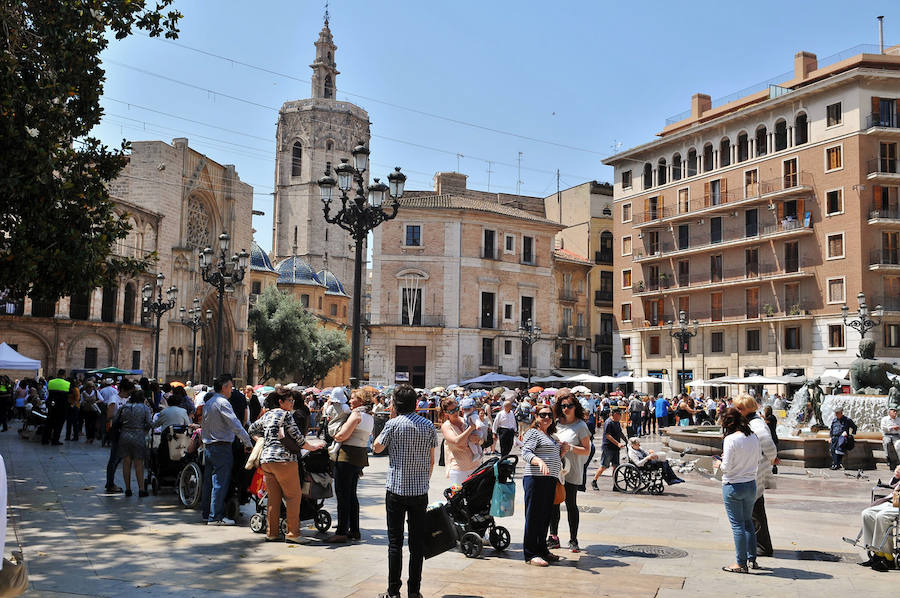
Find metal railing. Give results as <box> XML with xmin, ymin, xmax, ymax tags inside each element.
<box><xmin>558</xmin><ymin>290</ymin><xmax>577</xmax><ymax>302</ymax></box>
<box><xmin>595</xmin><ymin>251</ymin><xmax>613</xmax><ymax>265</ymax></box>
<box><xmin>868</xmin><ymin>204</ymin><xmax>900</xmax><ymax>220</ymax></box>
<box><xmin>867</xmin><ymin>112</ymin><xmax>900</xmax><ymax>129</ymax></box>
<box><xmin>558</xmin><ymin>357</ymin><xmax>591</xmax><ymax>369</ymax></box>
<box><xmin>638</xmin><ymin>220</ymin><xmax>810</xmax><ymax>261</ymax></box>
<box><xmin>873</xmin><ymin>295</ymin><xmax>900</xmax><ymax>311</ymax></box>
<box><xmin>867</xmin><ymin>158</ymin><xmax>900</xmax><ymax>176</ymax></box>
<box><xmin>558</xmin><ymin>325</ymin><xmax>588</xmax><ymax>338</ymax></box>
<box><xmin>870</xmin><ymin>248</ymin><xmax>900</xmax><ymax>266</ymax></box>
<box><xmin>370</xmin><ymin>313</ymin><xmax>446</xmax><ymax>327</ymax></box>
<box><xmin>636</xmin><ymin>258</ymin><xmax>812</xmax><ymax>292</ymax></box>
<box><xmin>594</xmin><ymin>290</ymin><xmax>613</xmax><ymax>305</ymax></box>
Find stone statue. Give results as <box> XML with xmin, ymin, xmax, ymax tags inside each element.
<box><xmin>850</xmin><ymin>338</ymin><xmax>900</xmax><ymax>395</ymax></box>
<box><xmin>804</xmin><ymin>377</ymin><xmax>826</xmax><ymax>430</ymax></box>
<box><xmin>889</xmin><ymin>377</ymin><xmax>900</xmax><ymax>411</ymax></box>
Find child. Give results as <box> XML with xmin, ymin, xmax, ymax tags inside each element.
<box><xmin>324</xmin><ymin>387</ymin><xmax>351</xmax><ymax>458</ymax></box>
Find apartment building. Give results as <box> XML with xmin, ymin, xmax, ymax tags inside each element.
<box><xmin>367</xmin><ymin>172</ymin><xmax>564</xmax><ymax>387</ymax></box>
<box><xmin>605</xmin><ymin>45</ymin><xmax>900</xmax><ymax>386</ymax></box>
<box><xmin>543</xmin><ymin>181</ymin><xmax>616</xmax><ymax>374</ymax></box>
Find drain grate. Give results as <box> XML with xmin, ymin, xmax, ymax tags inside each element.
<box><xmin>616</xmin><ymin>544</ymin><xmax>688</xmax><ymax>559</ymax></box>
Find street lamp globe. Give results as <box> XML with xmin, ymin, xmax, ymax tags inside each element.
<box><xmin>368</xmin><ymin>178</ymin><xmax>388</xmax><ymax>208</ymax></box>
<box><xmin>218</xmin><ymin>232</ymin><xmax>230</xmax><ymax>252</ymax></box>
<box><xmin>192</xmin><ymin>297</ymin><xmax>200</xmax><ymax>310</ymax></box>
<box><xmin>335</xmin><ymin>159</ymin><xmax>354</xmax><ymax>192</ymax></box>
<box><xmin>238</xmin><ymin>249</ymin><xmax>250</xmax><ymax>270</ymax></box>
<box><xmin>205</xmin><ymin>309</ymin><xmax>213</xmax><ymax>322</ymax></box>
<box><xmin>141</xmin><ymin>283</ymin><xmax>153</xmax><ymax>302</ymax></box>
<box><xmin>318</xmin><ymin>164</ymin><xmax>337</xmax><ymax>204</ymax></box>
<box><xmin>351</xmin><ymin>142</ymin><xmax>369</xmax><ymax>172</ymax></box>
<box><xmin>388</xmin><ymin>167</ymin><xmax>407</xmax><ymax>198</ymax></box>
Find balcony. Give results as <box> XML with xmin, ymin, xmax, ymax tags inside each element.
<box><xmin>366</xmin><ymin>313</ymin><xmax>445</xmax><ymax>327</ymax></box>
<box><xmin>594</xmin><ymin>251</ymin><xmax>613</xmax><ymax>265</ymax></box>
<box><xmin>558</xmin><ymin>357</ymin><xmax>591</xmax><ymax>369</ymax></box>
<box><xmin>866</xmin><ymin>112</ymin><xmax>900</xmax><ymax>134</ymax></box>
<box><xmin>869</xmin><ymin>249</ymin><xmax>900</xmax><ymax>270</ymax></box>
<box><xmin>628</xmin><ymin>302</ymin><xmax>813</xmax><ymax>328</ymax></box>
<box><xmin>634</xmin><ymin>258</ymin><xmax>814</xmax><ymax>296</ymax></box>
<box><xmin>634</xmin><ymin>219</ymin><xmax>813</xmax><ymax>263</ymax></box>
<box><xmin>594</xmin><ymin>290</ymin><xmax>613</xmax><ymax>306</ymax></box>
<box><xmin>559</xmin><ymin>325</ymin><xmax>588</xmax><ymax>338</ymax></box>
<box><xmin>558</xmin><ymin>290</ymin><xmax>577</xmax><ymax>302</ymax></box>
<box><xmin>632</xmin><ymin>172</ymin><xmax>813</xmax><ymax>228</ymax></box>
<box><xmin>594</xmin><ymin>333</ymin><xmax>613</xmax><ymax>350</ymax></box>
<box><xmin>868</xmin><ymin>203</ymin><xmax>900</xmax><ymax>223</ymax></box>
<box><xmin>867</xmin><ymin>158</ymin><xmax>900</xmax><ymax>184</ymax></box>
<box><xmin>873</xmin><ymin>295</ymin><xmax>900</xmax><ymax>312</ymax></box>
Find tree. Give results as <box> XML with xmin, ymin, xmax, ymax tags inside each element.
<box><xmin>249</xmin><ymin>286</ymin><xmax>350</xmax><ymax>385</ymax></box>
<box><xmin>0</xmin><ymin>1</ymin><xmax>182</xmax><ymax>302</ymax></box>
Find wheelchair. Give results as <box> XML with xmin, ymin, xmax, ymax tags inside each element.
<box><xmin>145</xmin><ymin>425</ymin><xmax>193</xmax><ymax>496</ymax></box>
<box><xmin>612</xmin><ymin>452</ymin><xmax>666</xmax><ymax>495</ymax></box>
<box><xmin>841</xmin><ymin>480</ymin><xmax>900</xmax><ymax>569</ymax></box>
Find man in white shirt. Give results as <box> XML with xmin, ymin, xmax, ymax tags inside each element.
<box><xmin>880</xmin><ymin>407</ymin><xmax>900</xmax><ymax>469</ymax></box>
<box><xmin>492</xmin><ymin>400</ymin><xmax>517</xmax><ymax>457</ymax></box>
<box><xmin>97</xmin><ymin>379</ymin><xmax>119</xmax><ymax>447</ymax></box>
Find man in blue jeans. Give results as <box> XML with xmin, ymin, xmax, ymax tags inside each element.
<box><xmin>201</xmin><ymin>375</ymin><xmax>252</xmax><ymax>525</ymax></box>
<box><xmin>373</xmin><ymin>384</ymin><xmax>438</xmax><ymax>598</ymax></box>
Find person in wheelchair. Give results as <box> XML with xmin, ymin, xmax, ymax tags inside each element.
<box><xmin>854</xmin><ymin>464</ymin><xmax>900</xmax><ymax>571</ymax></box>
<box><xmin>627</xmin><ymin>438</ymin><xmax>685</xmax><ymax>485</ymax></box>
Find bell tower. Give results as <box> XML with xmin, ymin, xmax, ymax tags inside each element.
<box><xmin>271</xmin><ymin>12</ymin><xmax>370</xmax><ymax>290</ymax></box>
<box><xmin>310</xmin><ymin>13</ymin><xmax>339</xmax><ymax>100</ymax></box>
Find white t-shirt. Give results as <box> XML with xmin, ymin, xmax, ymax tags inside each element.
<box><xmin>720</xmin><ymin>431</ymin><xmax>760</xmax><ymax>484</ymax></box>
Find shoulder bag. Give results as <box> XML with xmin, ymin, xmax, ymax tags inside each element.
<box><xmin>489</xmin><ymin>461</ymin><xmax>515</xmax><ymax>517</ymax></box>
<box><xmin>278</xmin><ymin>412</ymin><xmax>303</xmax><ymax>454</ymax></box>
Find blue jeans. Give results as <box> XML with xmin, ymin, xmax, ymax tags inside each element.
<box><xmin>201</xmin><ymin>443</ymin><xmax>233</xmax><ymax>522</ymax></box>
<box><xmin>722</xmin><ymin>481</ymin><xmax>757</xmax><ymax>566</ymax></box>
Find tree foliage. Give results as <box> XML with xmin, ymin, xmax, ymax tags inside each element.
<box><xmin>0</xmin><ymin>1</ymin><xmax>182</xmax><ymax>302</ymax></box>
<box><xmin>249</xmin><ymin>286</ymin><xmax>350</xmax><ymax>385</ymax></box>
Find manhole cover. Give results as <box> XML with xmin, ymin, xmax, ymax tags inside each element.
<box><xmin>616</xmin><ymin>545</ymin><xmax>688</xmax><ymax>559</ymax></box>
<box><xmin>793</xmin><ymin>551</ymin><xmax>848</xmax><ymax>562</ymax></box>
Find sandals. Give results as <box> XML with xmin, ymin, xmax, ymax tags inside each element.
<box><xmin>527</xmin><ymin>557</ymin><xmax>549</xmax><ymax>567</ymax></box>
<box><xmin>722</xmin><ymin>565</ymin><xmax>748</xmax><ymax>574</ymax></box>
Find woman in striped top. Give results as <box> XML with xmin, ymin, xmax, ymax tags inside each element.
<box><xmin>521</xmin><ymin>403</ymin><xmax>570</xmax><ymax>566</ymax></box>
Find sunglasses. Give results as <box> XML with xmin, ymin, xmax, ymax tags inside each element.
<box><xmin>445</xmin><ymin>406</ymin><xmax>459</xmax><ymax>414</ymax></box>
<box><xmin>560</xmin><ymin>403</ymin><xmax>576</xmax><ymax>409</ymax></box>
<box><xmin>537</xmin><ymin>412</ymin><xmax>553</xmax><ymax>419</ymax></box>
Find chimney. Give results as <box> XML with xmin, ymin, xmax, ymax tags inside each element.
<box><xmin>433</xmin><ymin>171</ymin><xmax>468</xmax><ymax>195</ymax></box>
<box><xmin>794</xmin><ymin>51</ymin><xmax>817</xmax><ymax>80</ymax></box>
<box><xmin>691</xmin><ymin>93</ymin><xmax>711</xmax><ymax>119</ymax></box>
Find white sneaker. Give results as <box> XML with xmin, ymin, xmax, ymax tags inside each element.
<box><xmin>219</xmin><ymin>517</ymin><xmax>236</xmax><ymax>526</ymax></box>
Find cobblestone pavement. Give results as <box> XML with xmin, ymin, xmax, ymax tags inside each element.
<box><xmin>1</xmin><ymin>428</ymin><xmax>895</xmax><ymax>597</ymax></box>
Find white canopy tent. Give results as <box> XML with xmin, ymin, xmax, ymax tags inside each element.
<box><xmin>563</xmin><ymin>373</ymin><xmax>619</xmax><ymax>384</ymax></box>
<box><xmin>0</xmin><ymin>342</ymin><xmax>41</xmax><ymax>372</ymax></box>
<box><xmin>685</xmin><ymin>378</ymin><xmax>731</xmax><ymax>387</ymax></box>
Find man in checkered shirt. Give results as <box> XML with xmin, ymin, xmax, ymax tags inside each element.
<box><xmin>373</xmin><ymin>384</ymin><xmax>438</xmax><ymax>598</ymax></box>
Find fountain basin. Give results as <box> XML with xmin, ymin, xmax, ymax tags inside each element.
<box><xmin>662</xmin><ymin>425</ymin><xmax>886</xmax><ymax>469</ymax></box>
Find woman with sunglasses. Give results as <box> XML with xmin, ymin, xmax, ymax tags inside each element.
<box><xmin>521</xmin><ymin>403</ymin><xmax>570</xmax><ymax>566</ymax></box>
<box><xmin>440</xmin><ymin>396</ymin><xmax>480</xmax><ymax>487</ymax></box>
<box><xmin>548</xmin><ymin>389</ymin><xmax>592</xmax><ymax>553</ymax></box>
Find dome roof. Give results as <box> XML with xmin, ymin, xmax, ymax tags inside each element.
<box><xmin>317</xmin><ymin>269</ymin><xmax>348</xmax><ymax>296</ymax></box>
<box><xmin>249</xmin><ymin>240</ymin><xmax>277</xmax><ymax>273</ymax></box>
<box><xmin>276</xmin><ymin>256</ymin><xmax>325</xmax><ymax>286</ymax></box>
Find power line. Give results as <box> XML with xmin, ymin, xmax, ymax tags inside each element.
<box><xmin>146</xmin><ymin>36</ymin><xmax>606</xmax><ymax>156</ymax></box>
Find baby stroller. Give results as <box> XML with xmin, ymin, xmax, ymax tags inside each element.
<box><xmin>249</xmin><ymin>448</ymin><xmax>334</xmax><ymax>535</ymax></box>
<box><xmin>145</xmin><ymin>425</ymin><xmax>192</xmax><ymax>495</ymax></box>
<box><xmin>443</xmin><ymin>455</ymin><xmax>517</xmax><ymax>558</ymax></box>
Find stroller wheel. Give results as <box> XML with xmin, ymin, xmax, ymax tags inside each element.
<box><xmin>314</xmin><ymin>509</ymin><xmax>332</xmax><ymax>533</ymax></box>
<box><xmin>249</xmin><ymin>513</ymin><xmax>265</xmax><ymax>533</ymax></box>
<box><xmin>488</xmin><ymin>526</ymin><xmax>511</xmax><ymax>551</ymax></box>
<box><xmin>459</xmin><ymin>532</ymin><xmax>483</xmax><ymax>559</ymax></box>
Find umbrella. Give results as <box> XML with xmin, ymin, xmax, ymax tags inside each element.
<box><xmin>501</xmin><ymin>389</ymin><xmax>517</xmax><ymax>400</ymax></box>
<box><xmin>728</xmin><ymin>375</ymin><xmax>785</xmax><ymax>385</ymax></box>
<box><xmin>571</xmin><ymin>385</ymin><xmax>590</xmax><ymax>394</ymax></box>
<box><xmin>539</xmin><ymin>388</ymin><xmax>558</xmax><ymax>397</ymax></box>
<box><xmin>459</xmin><ymin>373</ymin><xmax>528</xmax><ymax>385</ymax></box>
<box><xmin>256</xmin><ymin>385</ymin><xmax>275</xmax><ymax>394</ymax></box>
<box><xmin>169</xmin><ymin>381</ymin><xmax>185</xmax><ymax>388</ymax></box>
<box><xmin>491</xmin><ymin>386</ymin><xmax>506</xmax><ymax>395</ymax></box>
<box><xmin>564</xmin><ymin>373</ymin><xmax>611</xmax><ymax>384</ymax></box>
<box><xmin>470</xmin><ymin>390</ymin><xmax>489</xmax><ymax>398</ymax></box>
<box><xmin>430</xmin><ymin>386</ymin><xmax>445</xmax><ymax>393</ymax></box>
<box><xmin>88</xmin><ymin>366</ymin><xmax>133</xmax><ymax>375</ymax></box>
<box><xmin>685</xmin><ymin>379</ymin><xmax>729</xmax><ymax>387</ymax></box>
<box><xmin>531</xmin><ymin>375</ymin><xmax>568</xmax><ymax>383</ymax></box>
<box><xmin>446</xmin><ymin>384</ymin><xmax>460</xmax><ymax>391</ymax></box>
<box><xmin>528</xmin><ymin>386</ymin><xmax>544</xmax><ymax>393</ymax></box>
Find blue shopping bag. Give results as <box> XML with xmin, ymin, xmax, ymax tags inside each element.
<box><xmin>489</xmin><ymin>461</ymin><xmax>515</xmax><ymax>518</ymax></box>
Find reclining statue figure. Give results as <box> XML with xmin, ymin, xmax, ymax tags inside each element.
<box><xmin>850</xmin><ymin>338</ymin><xmax>900</xmax><ymax>395</ymax></box>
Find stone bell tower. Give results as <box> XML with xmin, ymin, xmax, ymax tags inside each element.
<box><xmin>272</xmin><ymin>13</ymin><xmax>370</xmax><ymax>290</ymax></box>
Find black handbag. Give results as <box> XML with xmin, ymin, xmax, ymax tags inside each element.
<box><xmin>278</xmin><ymin>413</ymin><xmax>302</xmax><ymax>454</ymax></box>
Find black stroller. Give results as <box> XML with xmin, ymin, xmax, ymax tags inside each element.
<box><xmin>249</xmin><ymin>448</ymin><xmax>333</xmax><ymax>535</ymax></box>
<box><xmin>443</xmin><ymin>455</ymin><xmax>517</xmax><ymax>558</ymax></box>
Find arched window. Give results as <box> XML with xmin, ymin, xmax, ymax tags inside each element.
<box><xmin>69</xmin><ymin>290</ymin><xmax>90</xmax><ymax>320</ymax></box>
<box><xmin>642</xmin><ymin>163</ymin><xmax>652</xmax><ymax>188</ymax></box>
<box><xmin>101</xmin><ymin>285</ymin><xmax>116</xmax><ymax>323</ymax></box>
<box><xmin>599</xmin><ymin>231</ymin><xmax>613</xmax><ymax>264</ymax></box>
<box><xmin>169</xmin><ymin>348</ymin><xmax>177</xmax><ymax>373</ymax></box>
<box><xmin>186</xmin><ymin>197</ymin><xmax>211</xmax><ymax>250</ymax></box>
<box><xmin>774</xmin><ymin>119</ymin><xmax>787</xmax><ymax>151</ymax></box>
<box><xmin>325</xmin><ymin>139</ymin><xmax>334</xmax><ymax>151</ymax></box>
<box><xmin>177</xmin><ymin>348</ymin><xmax>184</xmax><ymax>371</ymax></box>
<box><xmin>672</xmin><ymin>153</ymin><xmax>682</xmax><ymax>181</ymax></box>
<box><xmin>686</xmin><ymin>149</ymin><xmax>698</xmax><ymax>177</ymax></box>
<box><xmin>755</xmin><ymin>126</ymin><xmax>768</xmax><ymax>157</ymax></box>
<box><xmin>324</xmin><ymin>75</ymin><xmax>333</xmax><ymax>98</ymax></box>
<box><xmin>123</xmin><ymin>283</ymin><xmax>136</xmax><ymax>325</ymax></box>
<box><xmin>291</xmin><ymin>141</ymin><xmax>302</xmax><ymax>177</ymax></box>
<box><xmin>794</xmin><ymin>113</ymin><xmax>808</xmax><ymax>145</ymax></box>
<box><xmin>737</xmin><ymin>132</ymin><xmax>749</xmax><ymax>162</ymax></box>
<box><xmin>720</xmin><ymin>137</ymin><xmax>731</xmax><ymax>167</ymax></box>
<box><xmin>657</xmin><ymin>158</ymin><xmax>667</xmax><ymax>185</ymax></box>
<box><xmin>702</xmin><ymin>143</ymin><xmax>714</xmax><ymax>172</ymax></box>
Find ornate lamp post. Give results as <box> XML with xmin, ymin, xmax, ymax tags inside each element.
<box><xmin>199</xmin><ymin>232</ymin><xmax>249</xmax><ymax>377</ymax></box>
<box><xmin>668</xmin><ymin>309</ymin><xmax>699</xmax><ymax>395</ymax></box>
<box><xmin>317</xmin><ymin>143</ymin><xmax>406</xmax><ymax>388</ymax></box>
<box><xmin>179</xmin><ymin>298</ymin><xmax>212</xmax><ymax>384</ymax></box>
<box><xmin>518</xmin><ymin>318</ymin><xmax>542</xmax><ymax>386</ymax></box>
<box><xmin>841</xmin><ymin>291</ymin><xmax>883</xmax><ymax>339</ymax></box>
<box><xmin>142</xmin><ymin>272</ymin><xmax>178</xmax><ymax>381</ymax></box>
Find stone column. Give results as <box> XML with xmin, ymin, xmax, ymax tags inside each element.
<box><xmin>89</xmin><ymin>288</ymin><xmax>102</xmax><ymax>320</ymax></box>
<box><xmin>115</xmin><ymin>282</ymin><xmax>125</xmax><ymax>323</ymax></box>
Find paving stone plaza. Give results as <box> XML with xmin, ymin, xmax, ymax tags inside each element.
<box><xmin>3</xmin><ymin>430</ymin><xmax>894</xmax><ymax>598</ymax></box>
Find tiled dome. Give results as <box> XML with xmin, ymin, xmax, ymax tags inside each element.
<box><xmin>317</xmin><ymin>269</ymin><xmax>348</xmax><ymax>296</ymax></box>
<box><xmin>249</xmin><ymin>240</ymin><xmax>277</xmax><ymax>273</ymax></box>
<box><xmin>276</xmin><ymin>256</ymin><xmax>325</xmax><ymax>286</ymax></box>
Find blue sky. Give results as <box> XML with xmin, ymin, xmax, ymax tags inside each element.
<box><xmin>93</xmin><ymin>0</ymin><xmax>900</xmax><ymax>253</ymax></box>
